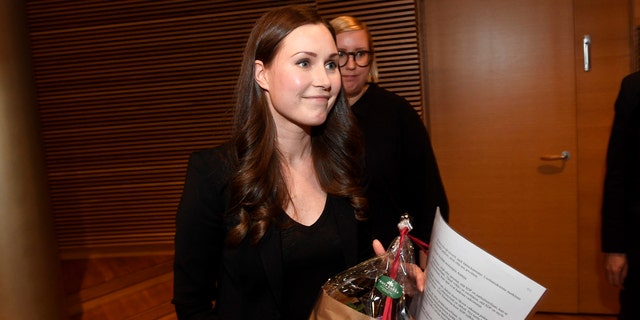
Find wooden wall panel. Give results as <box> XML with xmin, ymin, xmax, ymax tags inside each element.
<box><xmin>317</xmin><ymin>0</ymin><xmax>424</xmax><ymax>116</ymax></box>
<box><xmin>26</xmin><ymin>0</ymin><xmax>311</xmax><ymax>258</ymax></box>
<box><xmin>24</xmin><ymin>0</ymin><xmax>425</xmax><ymax>258</ymax></box>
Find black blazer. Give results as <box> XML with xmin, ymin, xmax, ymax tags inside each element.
<box><xmin>602</xmin><ymin>71</ymin><xmax>640</xmax><ymax>253</ymax></box>
<box><xmin>352</xmin><ymin>83</ymin><xmax>448</xmax><ymax>248</ymax></box>
<box><xmin>172</xmin><ymin>145</ymin><xmax>366</xmax><ymax>320</ymax></box>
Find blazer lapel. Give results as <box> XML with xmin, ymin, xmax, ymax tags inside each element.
<box><xmin>259</xmin><ymin>225</ymin><xmax>284</xmax><ymax>308</ymax></box>
<box><xmin>335</xmin><ymin>203</ymin><xmax>359</xmax><ymax>267</ymax></box>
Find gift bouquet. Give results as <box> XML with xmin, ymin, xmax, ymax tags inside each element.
<box><xmin>309</xmin><ymin>215</ymin><xmax>428</xmax><ymax>320</ymax></box>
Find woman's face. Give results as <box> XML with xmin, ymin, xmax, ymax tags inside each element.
<box><xmin>335</xmin><ymin>29</ymin><xmax>371</xmax><ymax>101</ymax></box>
<box><xmin>255</xmin><ymin>23</ymin><xmax>341</xmax><ymax>132</ymax></box>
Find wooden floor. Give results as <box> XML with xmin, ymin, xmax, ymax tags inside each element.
<box><xmin>61</xmin><ymin>255</ymin><xmax>618</xmax><ymax>320</ymax></box>
<box><xmin>62</xmin><ymin>255</ymin><xmax>176</xmax><ymax>320</ymax></box>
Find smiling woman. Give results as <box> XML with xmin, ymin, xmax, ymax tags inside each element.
<box><xmin>171</xmin><ymin>5</ymin><xmax>371</xmax><ymax>320</ymax></box>
<box><xmin>254</xmin><ymin>23</ymin><xmax>341</xmax><ymax>131</ymax></box>
<box><xmin>19</xmin><ymin>1</ymin><xmax>431</xmax><ymax>319</ymax></box>
<box><xmin>24</xmin><ymin>0</ymin><xmax>425</xmax><ymax>260</ymax></box>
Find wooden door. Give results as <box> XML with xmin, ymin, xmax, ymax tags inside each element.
<box><xmin>422</xmin><ymin>0</ymin><xmax>629</xmax><ymax>313</ymax></box>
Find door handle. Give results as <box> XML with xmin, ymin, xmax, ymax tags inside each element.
<box><xmin>540</xmin><ymin>151</ymin><xmax>571</xmax><ymax>161</ymax></box>
<box><xmin>583</xmin><ymin>35</ymin><xmax>591</xmax><ymax>72</ymax></box>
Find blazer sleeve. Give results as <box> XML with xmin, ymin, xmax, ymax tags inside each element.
<box><xmin>172</xmin><ymin>148</ymin><xmax>231</xmax><ymax>319</ymax></box>
<box><xmin>602</xmin><ymin>72</ymin><xmax>640</xmax><ymax>253</ymax></box>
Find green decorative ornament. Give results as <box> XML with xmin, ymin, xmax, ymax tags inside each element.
<box><xmin>375</xmin><ymin>275</ymin><xmax>403</xmax><ymax>299</ymax></box>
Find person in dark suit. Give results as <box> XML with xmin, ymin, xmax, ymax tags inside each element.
<box><xmin>602</xmin><ymin>70</ymin><xmax>640</xmax><ymax>320</ymax></box>
<box><xmin>171</xmin><ymin>6</ymin><xmax>423</xmax><ymax>320</ymax></box>
<box><xmin>329</xmin><ymin>15</ymin><xmax>449</xmax><ymax>267</ymax></box>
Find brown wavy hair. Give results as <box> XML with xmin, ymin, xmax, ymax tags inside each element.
<box><xmin>226</xmin><ymin>5</ymin><xmax>367</xmax><ymax>246</ymax></box>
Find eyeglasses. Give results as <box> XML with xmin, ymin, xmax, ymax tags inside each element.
<box><xmin>337</xmin><ymin>50</ymin><xmax>372</xmax><ymax>67</ymax></box>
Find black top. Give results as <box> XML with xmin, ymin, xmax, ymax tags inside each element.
<box><xmin>280</xmin><ymin>197</ymin><xmax>347</xmax><ymax>319</ymax></box>
<box><xmin>352</xmin><ymin>83</ymin><xmax>449</xmax><ymax>248</ymax></box>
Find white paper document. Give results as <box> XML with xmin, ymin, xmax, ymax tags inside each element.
<box><xmin>413</xmin><ymin>210</ymin><xmax>546</xmax><ymax>320</ymax></box>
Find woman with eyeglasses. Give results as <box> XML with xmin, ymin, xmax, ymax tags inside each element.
<box><xmin>330</xmin><ymin>16</ymin><xmax>449</xmax><ymax>268</ymax></box>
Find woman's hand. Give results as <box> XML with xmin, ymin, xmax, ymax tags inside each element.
<box><xmin>372</xmin><ymin>239</ymin><xmax>426</xmax><ymax>294</ymax></box>
<box><xmin>372</xmin><ymin>239</ymin><xmax>387</xmax><ymax>256</ymax></box>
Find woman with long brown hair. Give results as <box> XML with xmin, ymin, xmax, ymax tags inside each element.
<box><xmin>172</xmin><ymin>5</ymin><xmax>368</xmax><ymax>319</ymax></box>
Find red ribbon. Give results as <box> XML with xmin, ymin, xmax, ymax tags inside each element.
<box><xmin>381</xmin><ymin>227</ymin><xmax>409</xmax><ymax>320</ymax></box>
<box><xmin>408</xmin><ymin>234</ymin><xmax>430</xmax><ymax>254</ymax></box>
<box><xmin>381</xmin><ymin>229</ymin><xmax>430</xmax><ymax>320</ymax></box>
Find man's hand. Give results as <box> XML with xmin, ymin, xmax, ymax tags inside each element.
<box><xmin>605</xmin><ymin>253</ymin><xmax>628</xmax><ymax>287</ymax></box>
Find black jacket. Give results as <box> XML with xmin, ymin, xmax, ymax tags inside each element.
<box><xmin>353</xmin><ymin>83</ymin><xmax>449</xmax><ymax>248</ymax></box>
<box><xmin>172</xmin><ymin>145</ymin><xmax>366</xmax><ymax>319</ymax></box>
<box><xmin>602</xmin><ymin>71</ymin><xmax>640</xmax><ymax>253</ymax></box>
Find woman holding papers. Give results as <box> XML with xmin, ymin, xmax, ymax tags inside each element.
<box><xmin>171</xmin><ymin>5</ymin><xmax>424</xmax><ymax>319</ymax></box>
